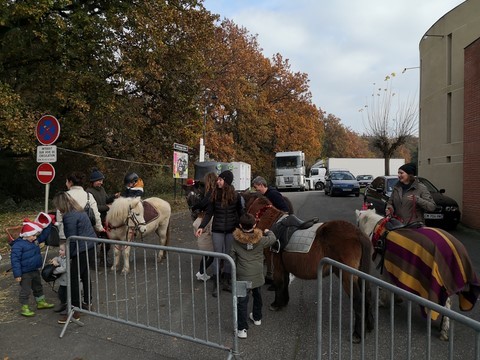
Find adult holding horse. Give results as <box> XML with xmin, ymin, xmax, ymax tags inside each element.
<box><xmin>252</xmin><ymin>176</ymin><xmax>290</xmax><ymax>213</ymax></box>
<box><xmin>244</xmin><ymin>192</ymin><xmax>374</xmax><ymax>343</ymax></box>
<box><xmin>385</xmin><ymin>163</ymin><xmax>436</xmax><ymax>225</ymax></box>
<box><xmin>57</xmin><ymin>172</ymin><xmax>105</xmax><ymax>240</ymax></box>
<box><xmin>195</xmin><ymin>170</ymin><xmax>245</xmax><ymax>297</ymax></box>
<box><xmin>86</xmin><ymin>168</ymin><xmax>118</xmax><ymax>267</ymax></box>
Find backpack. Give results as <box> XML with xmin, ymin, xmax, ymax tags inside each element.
<box><xmin>41</xmin><ymin>264</ymin><xmax>59</xmax><ymax>283</ymax></box>
<box><xmin>84</xmin><ymin>193</ymin><xmax>96</xmax><ymax>226</ymax></box>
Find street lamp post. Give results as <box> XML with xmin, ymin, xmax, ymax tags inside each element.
<box><xmin>199</xmin><ymin>93</ymin><xmax>217</xmax><ymax>162</ymax></box>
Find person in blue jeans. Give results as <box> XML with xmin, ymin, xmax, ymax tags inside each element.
<box><xmin>230</xmin><ymin>213</ymin><xmax>276</xmax><ymax>339</ymax></box>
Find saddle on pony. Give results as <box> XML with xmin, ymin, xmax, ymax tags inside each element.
<box><xmin>270</xmin><ymin>214</ymin><xmax>319</xmax><ymax>253</ymax></box>
<box><xmin>142</xmin><ymin>200</ymin><xmax>159</xmax><ymax>223</ymax></box>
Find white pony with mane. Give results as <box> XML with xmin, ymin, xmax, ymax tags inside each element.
<box><xmin>106</xmin><ymin>196</ymin><xmax>171</xmax><ymax>273</ymax></box>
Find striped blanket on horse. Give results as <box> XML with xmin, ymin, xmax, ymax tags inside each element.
<box><xmin>378</xmin><ymin>226</ymin><xmax>480</xmax><ymax>320</ymax></box>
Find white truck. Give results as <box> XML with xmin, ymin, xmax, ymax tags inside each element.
<box><xmin>228</xmin><ymin>161</ymin><xmax>251</xmax><ymax>191</ymax></box>
<box><xmin>274</xmin><ymin>151</ymin><xmax>307</xmax><ymax>191</ymax></box>
<box><xmin>306</xmin><ymin>164</ymin><xmax>327</xmax><ymax>190</ymax></box>
<box><xmin>322</xmin><ymin>158</ymin><xmax>405</xmax><ymax>178</ymax></box>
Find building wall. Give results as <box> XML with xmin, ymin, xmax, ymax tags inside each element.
<box><xmin>419</xmin><ymin>0</ymin><xmax>480</xmax><ymax>229</ymax></box>
<box><xmin>463</xmin><ymin>39</ymin><xmax>480</xmax><ymax>228</ymax></box>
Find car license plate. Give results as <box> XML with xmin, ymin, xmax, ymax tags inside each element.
<box><xmin>424</xmin><ymin>213</ymin><xmax>443</xmax><ymax>219</ymax></box>
<box><xmin>342</xmin><ymin>188</ymin><xmax>352</xmax><ymax>192</ymax></box>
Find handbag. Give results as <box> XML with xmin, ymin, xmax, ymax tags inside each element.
<box><xmin>41</xmin><ymin>264</ymin><xmax>59</xmax><ymax>283</ymax></box>
<box><xmin>84</xmin><ymin>193</ymin><xmax>96</xmax><ymax>226</ymax></box>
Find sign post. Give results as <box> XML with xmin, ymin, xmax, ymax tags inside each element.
<box><xmin>35</xmin><ymin>115</ymin><xmax>60</xmax><ymax>212</ymax></box>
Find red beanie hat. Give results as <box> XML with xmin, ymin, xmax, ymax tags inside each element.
<box><xmin>20</xmin><ymin>220</ymin><xmax>43</xmax><ymax>238</ymax></box>
<box><xmin>35</xmin><ymin>212</ymin><xmax>56</xmax><ymax>229</ymax></box>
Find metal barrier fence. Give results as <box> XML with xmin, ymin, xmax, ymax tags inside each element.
<box><xmin>317</xmin><ymin>257</ymin><xmax>480</xmax><ymax>360</ymax></box>
<box><xmin>60</xmin><ymin>236</ymin><xmax>245</xmax><ymax>359</ymax></box>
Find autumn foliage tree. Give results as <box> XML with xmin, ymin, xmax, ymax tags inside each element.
<box><xmin>0</xmin><ymin>0</ymin><xmax>396</xmax><ymax>202</ymax></box>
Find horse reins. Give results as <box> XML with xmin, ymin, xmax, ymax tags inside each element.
<box><xmin>108</xmin><ymin>204</ymin><xmax>147</xmax><ymax>251</ymax></box>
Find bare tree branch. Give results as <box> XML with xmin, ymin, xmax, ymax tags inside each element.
<box><xmin>361</xmin><ymin>73</ymin><xmax>418</xmax><ymax>174</ymax></box>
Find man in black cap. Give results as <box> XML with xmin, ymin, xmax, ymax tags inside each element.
<box><xmin>86</xmin><ymin>168</ymin><xmax>118</xmax><ymax>266</ymax></box>
<box><xmin>386</xmin><ymin>163</ymin><xmax>436</xmax><ymax>224</ymax></box>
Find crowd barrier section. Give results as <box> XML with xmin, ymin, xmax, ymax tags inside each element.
<box><xmin>317</xmin><ymin>257</ymin><xmax>480</xmax><ymax>360</ymax></box>
<box><xmin>59</xmin><ymin>236</ymin><xmax>245</xmax><ymax>360</ymax></box>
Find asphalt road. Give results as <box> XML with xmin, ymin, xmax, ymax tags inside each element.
<box><xmin>1</xmin><ymin>191</ymin><xmax>479</xmax><ymax>359</ymax></box>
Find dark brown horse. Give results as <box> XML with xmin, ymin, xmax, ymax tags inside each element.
<box><xmin>243</xmin><ymin>191</ymin><xmax>374</xmax><ymax>342</ymax></box>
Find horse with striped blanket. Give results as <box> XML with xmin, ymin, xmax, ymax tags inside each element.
<box><xmin>356</xmin><ymin>209</ymin><xmax>480</xmax><ymax>340</ymax></box>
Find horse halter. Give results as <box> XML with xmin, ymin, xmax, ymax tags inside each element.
<box><xmin>247</xmin><ymin>197</ymin><xmax>272</xmax><ymax>225</ymax></box>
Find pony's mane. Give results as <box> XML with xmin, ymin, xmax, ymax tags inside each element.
<box><xmin>243</xmin><ymin>191</ymin><xmax>272</xmax><ymax>210</ymax></box>
<box><xmin>356</xmin><ymin>209</ymin><xmax>383</xmax><ymax>235</ymax></box>
<box><xmin>107</xmin><ymin>197</ymin><xmax>142</xmax><ymax>225</ymax></box>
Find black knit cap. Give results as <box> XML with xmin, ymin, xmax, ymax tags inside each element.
<box><xmin>399</xmin><ymin>163</ymin><xmax>416</xmax><ymax>176</ymax></box>
<box><xmin>218</xmin><ymin>170</ymin><xmax>234</xmax><ymax>186</ymax></box>
<box><xmin>89</xmin><ymin>168</ymin><xmax>105</xmax><ymax>182</ymax></box>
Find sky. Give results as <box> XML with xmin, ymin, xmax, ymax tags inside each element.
<box><xmin>202</xmin><ymin>0</ymin><xmax>465</xmax><ymax>134</ymax></box>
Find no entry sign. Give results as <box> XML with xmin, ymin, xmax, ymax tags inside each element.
<box><xmin>36</xmin><ymin>163</ymin><xmax>55</xmax><ymax>184</ymax></box>
<box><xmin>36</xmin><ymin>115</ymin><xmax>60</xmax><ymax>145</ymax></box>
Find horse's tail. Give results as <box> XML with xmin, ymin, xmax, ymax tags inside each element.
<box><xmin>165</xmin><ymin>220</ymin><xmax>171</xmax><ymax>247</ymax></box>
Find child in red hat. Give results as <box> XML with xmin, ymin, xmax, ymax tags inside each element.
<box><xmin>10</xmin><ymin>219</ymin><xmax>55</xmax><ymax>317</ymax></box>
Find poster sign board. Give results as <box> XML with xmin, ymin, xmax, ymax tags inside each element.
<box><xmin>173</xmin><ymin>143</ymin><xmax>189</xmax><ymax>179</ymax></box>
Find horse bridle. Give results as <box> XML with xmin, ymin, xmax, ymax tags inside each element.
<box><xmin>247</xmin><ymin>197</ymin><xmax>273</xmax><ymax>225</ymax></box>
<box><xmin>107</xmin><ymin>204</ymin><xmax>146</xmax><ymax>246</ymax></box>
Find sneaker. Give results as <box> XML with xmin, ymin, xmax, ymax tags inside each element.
<box><xmin>58</xmin><ymin>311</ymin><xmax>80</xmax><ymax>324</ymax></box>
<box><xmin>36</xmin><ymin>299</ymin><xmax>55</xmax><ymax>309</ymax></box>
<box><xmin>237</xmin><ymin>329</ymin><xmax>247</xmax><ymax>339</ymax></box>
<box><xmin>195</xmin><ymin>271</ymin><xmax>211</xmax><ymax>281</ymax></box>
<box><xmin>20</xmin><ymin>305</ymin><xmax>35</xmax><ymax>317</ymax></box>
<box><xmin>249</xmin><ymin>313</ymin><xmax>261</xmax><ymax>326</ymax></box>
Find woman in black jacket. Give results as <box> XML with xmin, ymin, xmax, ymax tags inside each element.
<box><xmin>53</xmin><ymin>191</ymin><xmax>97</xmax><ymax>324</ymax></box>
<box><xmin>195</xmin><ymin>170</ymin><xmax>244</xmax><ymax>297</ymax></box>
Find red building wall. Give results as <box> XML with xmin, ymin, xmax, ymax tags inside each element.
<box><xmin>463</xmin><ymin>38</ymin><xmax>480</xmax><ymax>229</ymax></box>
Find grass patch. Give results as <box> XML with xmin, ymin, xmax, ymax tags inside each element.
<box><xmin>0</xmin><ymin>193</ymin><xmax>188</xmax><ymax>256</ymax></box>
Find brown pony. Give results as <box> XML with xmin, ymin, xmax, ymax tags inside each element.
<box><xmin>243</xmin><ymin>191</ymin><xmax>374</xmax><ymax>342</ymax></box>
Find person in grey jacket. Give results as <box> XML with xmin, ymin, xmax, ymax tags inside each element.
<box><xmin>230</xmin><ymin>213</ymin><xmax>276</xmax><ymax>339</ymax></box>
<box><xmin>386</xmin><ymin>163</ymin><xmax>436</xmax><ymax>224</ymax></box>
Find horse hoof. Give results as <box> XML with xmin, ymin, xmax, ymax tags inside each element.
<box><xmin>439</xmin><ymin>333</ymin><xmax>449</xmax><ymax>341</ymax></box>
<box><xmin>352</xmin><ymin>333</ymin><xmax>362</xmax><ymax>344</ymax></box>
<box><xmin>269</xmin><ymin>304</ymin><xmax>282</xmax><ymax>311</ymax></box>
